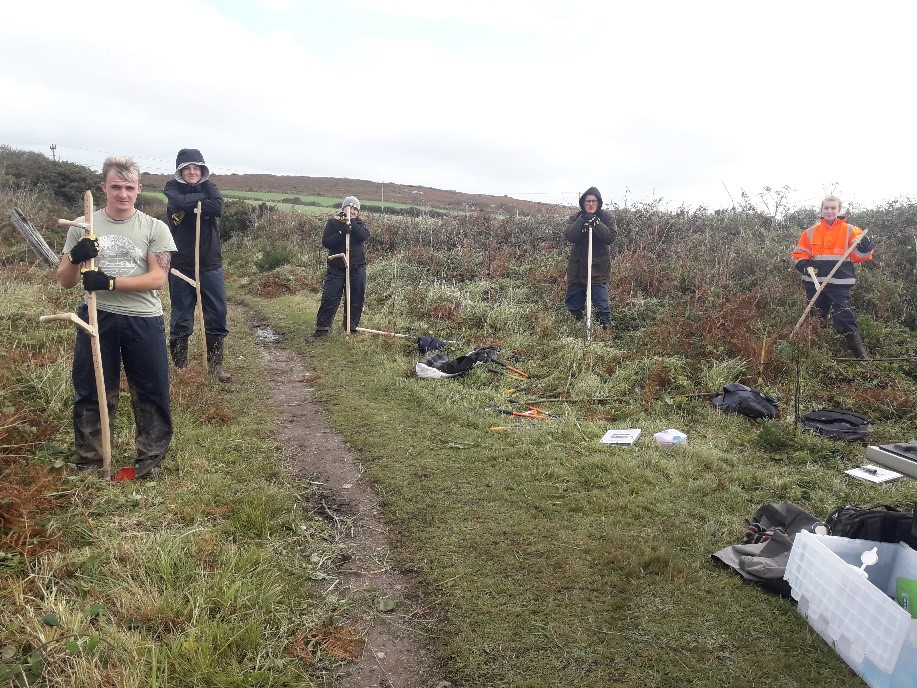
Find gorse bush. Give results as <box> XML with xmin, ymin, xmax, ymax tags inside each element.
<box><xmin>0</xmin><ymin>146</ymin><xmax>99</xmax><ymax>210</ymax></box>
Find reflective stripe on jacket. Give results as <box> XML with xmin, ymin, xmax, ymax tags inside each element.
<box><xmin>792</xmin><ymin>219</ymin><xmax>873</xmax><ymax>286</ymax></box>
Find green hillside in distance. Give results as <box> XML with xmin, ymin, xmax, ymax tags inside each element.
<box><xmin>140</xmin><ymin>172</ymin><xmax>567</xmax><ymax>216</ymax></box>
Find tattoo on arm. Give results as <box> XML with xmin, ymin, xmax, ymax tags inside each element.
<box><xmin>155</xmin><ymin>252</ymin><xmax>172</xmax><ymax>271</ymax></box>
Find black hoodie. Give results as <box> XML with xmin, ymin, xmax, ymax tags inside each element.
<box><xmin>163</xmin><ymin>149</ymin><xmax>224</xmax><ymax>274</ymax></box>
<box><xmin>563</xmin><ymin>186</ymin><xmax>617</xmax><ymax>283</ymax></box>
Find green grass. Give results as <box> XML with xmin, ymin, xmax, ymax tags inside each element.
<box><xmin>0</xmin><ymin>274</ymin><xmax>345</xmax><ymax>687</ymax></box>
<box><xmin>241</xmin><ymin>286</ymin><xmax>917</xmax><ymax>687</ymax></box>
<box><xmin>5</xmin><ymin>179</ymin><xmax>917</xmax><ymax>686</ymax></box>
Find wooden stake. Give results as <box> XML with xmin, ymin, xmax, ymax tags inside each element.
<box><xmin>345</xmin><ymin>205</ymin><xmax>352</xmax><ymax>336</ymax></box>
<box><xmin>354</xmin><ymin>326</ymin><xmax>462</xmax><ymax>344</ymax></box>
<box><xmin>194</xmin><ymin>201</ymin><xmax>207</xmax><ymax>372</ymax></box>
<box><xmin>585</xmin><ymin>223</ymin><xmax>593</xmax><ymax>344</ymax></box>
<box><xmin>40</xmin><ymin>191</ymin><xmax>112</xmax><ymax>478</ymax></box>
<box><xmin>168</xmin><ymin>201</ymin><xmax>207</xmax><ymax>372</ymax></box>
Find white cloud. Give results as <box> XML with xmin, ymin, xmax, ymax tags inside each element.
<box><xmin>3</xmin><ymin>0</ymin><xmax>917</xmax><ymax>209</ymax></box>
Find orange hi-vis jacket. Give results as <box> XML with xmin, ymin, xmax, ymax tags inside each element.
<box><xmin>792</xmin><ymin>218</ymin><xmax>874</xmax><ymax>286</ymax></box>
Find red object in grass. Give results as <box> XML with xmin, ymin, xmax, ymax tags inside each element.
<box><xmin>112</xmin><ymin>467</ymin><xmax>136</xmax><ymax>481</ymax></box>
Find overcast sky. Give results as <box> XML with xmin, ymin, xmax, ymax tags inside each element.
<box><xmin>2</xmin><ymin>1</ymin><xmax>915</xmax><ymax>212</ymax></box>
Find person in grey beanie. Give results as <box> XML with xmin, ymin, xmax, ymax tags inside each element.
<box><xmin>309</xmin><ymin>196</ymin><xmax>371</xmax><ymax>339</ymax></box>
<box><xmin>163</xmin><ymin>148</ymin><xmax>231</xmax><ymax>381</ymax></box>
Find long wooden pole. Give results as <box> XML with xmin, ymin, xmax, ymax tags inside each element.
<box><xmin>345</xmin><ymin>205</ymin><xmax>352</xmax><ymax>336</ymax></box>
<box><xmin>354</xmin><ymin>326</ymin><xmax>461</xmax><ymax>344</ymax></box>
<box><xmin>40</xmin><ymin>191</ymin><xmax>112</xmax><ymax>478</ymax></box>
<box><xmin>791</xmin><ymin>228</ymin><xmax>869</xmax><ymax>337</ymax></box>
<box><xmin>585</xmin><ymin>224</ymin><xmax>593</xmax><ymax>344</ymax></box>
<box><xmin>194</xmin><ymin>201</ymin><xmax>207</xmax><ymax>371</ymax></box>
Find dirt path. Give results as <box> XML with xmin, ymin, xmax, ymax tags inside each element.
<box><xmin>251</xmin><ymin>320</ymin><xmax>448</xmax><ymax>688</ymax></box>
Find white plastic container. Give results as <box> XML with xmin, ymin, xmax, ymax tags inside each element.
<box><xmin>653</xmin><ymin>429</ymin><xmax>687</xmax><ymax>448</ymax></box>
<box><xmin>784</xmin><ymin>531</ymin><xmax>917</xmax><ymax>688</ymax></box>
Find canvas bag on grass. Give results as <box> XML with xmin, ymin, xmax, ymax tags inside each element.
<box><xmin>826</xmin><ymin>504</ymin><xmax>917</xmax><ymax>547</ymax></box>
<box><xmin>801</xmin><ymin>408</ymin><xmax>871</xmax><ymax>441</ymax></box>
<box><xmin>712</xmin><ymin>383</ymin><xmax>779</xmax><ymax>420</ymax></box>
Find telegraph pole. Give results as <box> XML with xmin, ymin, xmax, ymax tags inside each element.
<box><xmin>49</xmin><ymin>144</ymin><xmax>57</xmax><ymax>161</ymax></box>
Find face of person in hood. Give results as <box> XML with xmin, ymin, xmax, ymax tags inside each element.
<box><xmin>583</xmin><ymin>195</ymin><xmax>599</xmax><ymax>213</ymax></box>
<box><xmin>180</xmin><ymin>164</ymin><xmax>203</xmax><ymax>185</ymax></box>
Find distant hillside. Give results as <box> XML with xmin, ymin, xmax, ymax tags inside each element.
<box><xmin>140</xmin><ymin>172</ymin><xmax>567</xmax><ymax>216</ymax></box>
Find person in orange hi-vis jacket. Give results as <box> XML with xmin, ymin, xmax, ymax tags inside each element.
<box><xmin>792</xmin><ymin>195</ymin><xmax>874</xmax><ymax>358</ymax></box>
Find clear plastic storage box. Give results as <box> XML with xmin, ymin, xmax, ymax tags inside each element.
<box><xmin>784</xmin><ymin>530</ymin><xmax>917</xmax><ymax>688</ymax></box>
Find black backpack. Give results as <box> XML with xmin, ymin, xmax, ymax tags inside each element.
<box><xmin>712</xmin><ymin>383</ymin><xmax>779</xmax><ymax>420</ymax></box>
<box><xmin>802</xmin><ymin>408</ymin><xmax>871</xmax><ymax>441</ymax></box>
<box><xmin>825</xmin><ymin>504</ymin><xmax>917</xmax><ymax>548</ymax></box>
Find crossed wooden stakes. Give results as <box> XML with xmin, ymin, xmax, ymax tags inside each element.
<box><xmin>39</xmin><ymin>191</ymin><xmax>112</xmax><ymax>478</ymax></box>
<box><xmin>168</xmin><ymin>201</ymin><xmax>208</xmax><ymax>372</ymax></box>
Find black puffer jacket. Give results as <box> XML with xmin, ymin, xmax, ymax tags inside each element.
<box><xmin>164</xmin><ymin>178</ymin><xmax>224</xmax><ymax>274</ymax></box>
<box><xmin>564</xmin><ymin>186</ymin><xmax>616</xmax><ymax>283</ymax></box>
<box><xmin>322</xmin><ymin>214</ymin><xmax>370</xmax><ymax>269</ymax></box>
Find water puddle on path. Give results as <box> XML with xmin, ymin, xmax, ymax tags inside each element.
<box><xmin>252</xmin><ymin>323</ymin><xmax>284</xmax><ymax>343</ymax></box>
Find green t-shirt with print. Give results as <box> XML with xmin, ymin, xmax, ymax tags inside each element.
<box><xmin>62</xmin><ymin>209</ymin><xmax>177</xmax><ymax>317</ymax></box>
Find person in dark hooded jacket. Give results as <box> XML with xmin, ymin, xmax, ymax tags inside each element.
<box><xmin>563</xmin><ymin>186</ymin><xmax>617</xmax><ymax>329</ymax></box>
<box><xmin>163</xmin><ymin>148</ymin><xmax>231</xmax><ymax>381</ymax></box>
<box><xmin>308</xmin><ymin>196</ymin><xmax>371</xmax><ymax>339</ymax></box>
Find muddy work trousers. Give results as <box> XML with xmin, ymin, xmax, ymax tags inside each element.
<box><xmin>72</xmin><ymin>305</ymin><xmax>173</xmax><ymax>470</ymax></box>
<box><xmin>803</xmin><ymin>282</ymin><xmax>857</xmax><ymax>334</ymax></box>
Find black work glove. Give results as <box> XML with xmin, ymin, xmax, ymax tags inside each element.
<box><xmin>856</xmin><ymin>235</ymin><xmax>874</xmax><ymax>252</ymax></box>
<box><xmin>68</xmin><ymin>236</ymin><xmax>100</xmax><ymax>264</ymax></box>
<box><xmin>583</xmin><ymin>215</ymin><xmax>599</xmax><ymax>231</ymax></box>
<box><xmin>795</xmin><ymin>259</ymin><xmax>814</xmax><ymax>274</ymax></box>
<box><xmin>81</xmin><ymin>268</ymin><xmax>116</xmax><ymax>291</ymax></box>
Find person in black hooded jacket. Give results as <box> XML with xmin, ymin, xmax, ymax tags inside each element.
<box><xmin>308</xmin><ymin>196</ymin><xmax>371</xmax><ymax>339</ymax></box>
<box><xmin>563</xmin><ymin>186</ymin><xmax>617</xmax><ymax>329</ymax></box>
<box><xmin>163</xmin><ymin>148</ymin><xmax>231</xmax><ymax>381</ymax></box>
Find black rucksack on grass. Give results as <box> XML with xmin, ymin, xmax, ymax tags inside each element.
<box><xmin>826</xmin><ymin>504</ymin><xmax>917</xmax><ymax>548</ymax></box>
<box><xmin>801</xmin><ymin>408</ymin><xmax>871</xmax><ymax>441</ymax></box>
<box><xmin>712</xmin><ymin>383</ymin><xmax>779</xmax><ymax>420</ymax></box>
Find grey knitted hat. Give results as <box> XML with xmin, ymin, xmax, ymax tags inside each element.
<box><xmin>341</xmin><ymin>196</ymin><xmax>361</xmax><ymax>210</ymax></box>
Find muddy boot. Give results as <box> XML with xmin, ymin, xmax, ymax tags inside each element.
<box><xmin>169</xmin><ymin>336</ymin><xmax>189</xmax><ymax>369</ymax></box>
<box><xmin>206</xmin><ymin>335</ymin><xmax>232</xmax><ymax>382</ymax></box>
<box><xmin>844</xmin><ymin>331</ymin><xmax>867</xmax><ymax>360</ymax></box>
<box><xmin>598</xmin><ymin>313</ymin><xmax>611</xmax><ymax>330</ymax></box>
<box><xmin>571</xmin><ymin>310</ymin><xmax>584</xmax><ymax>322</ymax></box>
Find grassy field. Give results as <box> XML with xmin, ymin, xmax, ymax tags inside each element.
<box><xmin>3</xmin><ymin>166</ymin><xmax>917</xmax><ymax>686</ymax></box>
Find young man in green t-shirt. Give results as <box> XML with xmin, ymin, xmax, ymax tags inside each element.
<box><xmin>57</xmin><ymin>155</ymin><xmax>177</xmax><ymax>478</ymax></box>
